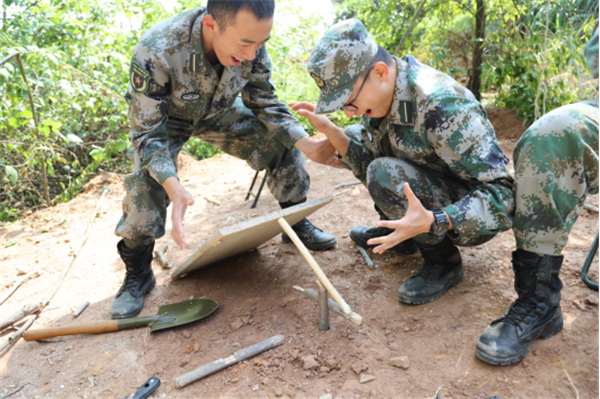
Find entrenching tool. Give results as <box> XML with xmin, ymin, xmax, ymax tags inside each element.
<box><xmin>23</xmin><ymin>299</ymin><xmax>218</xmax><ymax>341</ymax></box>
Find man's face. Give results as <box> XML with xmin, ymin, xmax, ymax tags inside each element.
<box><xmin>342</xmin><ymin>62</ymin><xmax>395</xmax><ymax>119</ymax></box>
<box><xmin>210</xmin><ymin>9</ymin><xmax>273</xmax><ymax>67</ymax></box>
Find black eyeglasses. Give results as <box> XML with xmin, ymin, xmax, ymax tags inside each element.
<box><xmin>341</xmin><ymin>66</ymin><xmax>374</xmax><ymax>112</ymax></box>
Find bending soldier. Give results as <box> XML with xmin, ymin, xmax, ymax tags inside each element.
<box><xmin>111</xmin><ymin>0</ymin><xmax>337</xmax><ymax>319</ymax></box>
<box><xmin>291</xmin><ymin>19</ymin><xmax>514</xmax><ymax>305</ymax></box>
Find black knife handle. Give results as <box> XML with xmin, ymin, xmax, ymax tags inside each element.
<box><xmin>127</xmin><ymin>377</ymin><xmax>161</xmax><ymax>399</ymax></box>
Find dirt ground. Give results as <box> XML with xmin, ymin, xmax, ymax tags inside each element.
<box><xmin>1</xmin><ymin>107</ymin><xmax>598</xmax><ymax>399</ymax></box>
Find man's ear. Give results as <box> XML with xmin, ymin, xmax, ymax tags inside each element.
<box><xmin>202</xmin><ymin>14</ymin><xmax>219</xmax><ymax>34</ymax></box>
<box><xmin>373</xmin><ymin>62</ymin><xmax>390</xmax><ymax>82</ymax></box>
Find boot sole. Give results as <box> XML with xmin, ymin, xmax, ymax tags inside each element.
<box><xmin>111</xmin><ymin>276</ymin><xmax>156</xmax><ymax>319</ymax></box>
<box><xmin>475</xmin><ymin>318</ymin><xmax>564</xmax><ymax>366</ymax></box>
<box><xmin>282</xmin><ymin>234</ymin><xmax>336</xmax><ymax>251</ymax></box>
<box><xmin>397</xmin><ymin>269</ymin><xmax>464</xmax><ymax>305</ymax></box>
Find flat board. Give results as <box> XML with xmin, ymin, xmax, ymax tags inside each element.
<box><xmin>171</xmin><ymin>195</ymin><xmax>334</xmax><ymax>279</ymax></box>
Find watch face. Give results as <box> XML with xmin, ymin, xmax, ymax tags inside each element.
<box><xmin>431</xmin><ymin>223</ymin><xmax>448</xmax><ymax>237</ymax></box>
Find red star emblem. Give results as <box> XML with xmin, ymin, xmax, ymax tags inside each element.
<box><xmin>135</xmin><ymin>77</ymin><xmax>142</xmax><ymax>84</ymax></box>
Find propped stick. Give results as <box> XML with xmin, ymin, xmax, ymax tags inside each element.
<box><xmin>278</xmin><ymin>218</ymin><xmax>351</xmax><ymax>315</ymax></box>
<box><xmin>293</xmin><ymin>286</ymin><xmax>362</xmax><ymax>325</ymax></box>
<box><xmin>317</xmin><ymin>281</ymin><xmax>329</xmax><ymax>331</ymax></box>
<box><xmin>0</xmin><ymin>315</ymin><xmax>36</xmax><ymax>352</ymax></box>
<box><xmin>0</xmin><ymin>262</ymin><xmax>48</xmax><ymax>306</ymax></box>
<box><xmin>176</xmin><ymin>335</ymin><xmax>284</xmax><ymax>389</ymax></box>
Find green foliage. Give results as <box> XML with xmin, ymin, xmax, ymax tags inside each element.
<box><xmin>184</xmin><ymin>138</ymin><xmax>222</xmax><ymax>160</ymax></box>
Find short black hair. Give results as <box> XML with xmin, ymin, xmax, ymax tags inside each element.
<box><xmin>207</xmin><ymin>0</ymin><xmax>275</xmax><ymax>30</ymax></box>
<box><xmin>358</xmin><ymin>45</ymin><xmax>394</xmax><ymax>78</ymax></box>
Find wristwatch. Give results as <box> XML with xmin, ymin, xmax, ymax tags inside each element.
<box><xmin>430</xmin><ymin>208</ymin><xmax>450</xmax><ymax>237</ymax></box>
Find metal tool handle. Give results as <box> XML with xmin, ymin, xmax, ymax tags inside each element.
<box><xmin>126</xmin><ymin>377</ymin><xmax>161</xmax><ymax>399</ymax></box>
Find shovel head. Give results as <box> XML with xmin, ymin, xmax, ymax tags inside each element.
<box><xmin>149</xmin><ymin>298</ymin><xmax>219</xmax><ymax>332</ymax></box>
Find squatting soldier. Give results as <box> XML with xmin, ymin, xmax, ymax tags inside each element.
<box><xmin>111</xmin><ymin>0</ymin><xmax>338</xmax><ymax>319</ymax></box>
<box><xmin>291</xmin><ymin>19</ymin><xmax>514</xmax><ymax>305</ymax></box>
<box><xmin>476</xmin><ymin>28</ymin><xmax>599</xmax><ymax>366</ymax></box>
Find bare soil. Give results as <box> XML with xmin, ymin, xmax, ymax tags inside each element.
<box><xmin>1</xmin><ymin>107</ymin><xmax>598</xmax><ymax>399</ymax></box>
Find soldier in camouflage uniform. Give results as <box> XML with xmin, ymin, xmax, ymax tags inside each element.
<box><xmin>111</xmin><ymin>0</ymin><xmax>338</xmax><ymax>319</ymax></box>
<box><xmin>476</xmin><ymin>28</ymin><xmax>599</xmax><ymax>366</ymax></box>
<box><xmin>291</xmin><ymin>19</ymin><xmax>514</xmax><ymax>305</ymax></box>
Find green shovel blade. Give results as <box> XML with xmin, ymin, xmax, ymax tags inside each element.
<box><xmin>117</xmin><ymin>298</ymin><xmax>219</xmax><ymax>332</ymax></box>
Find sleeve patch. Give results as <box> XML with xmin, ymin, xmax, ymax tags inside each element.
<box><xmin>130</xmin><ymin>61</ymin><xmax>151</xmax><ymax>94</ymax></box>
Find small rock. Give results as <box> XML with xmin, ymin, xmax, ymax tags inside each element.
<box><xmin>182</xmin><ymin>330</ymin><xmax>192</xmax><ymax>339</ymax></box>
<box><xmin>325</xmin><ymin>356</ymin><xmax>338</xmax><ymax>369</ymax></box>
<box><xmin>185</xmin><ymin>343</ymin><xmax>200</xmax><ymax>354</ymax></box>
<box><xmin>319</xmin><ymin>366</ymin><xmax>330</xmax><ymax>373</ymax></box>
<box><xmin>274</xmin><ymin>388</ymin><xmax>284</xmax><ymax>397</ymax></box>
<box><xmin>390</xmin><ymin>356</ymin><xmax>409</xmax><ymax>369</ymax></box>
<box><xmin>533</xmin><ymin>350</ymin><xmax>539</xmax><ymax>356</ymax></box>
<box><xmin>302</xmin><ymin>355</ymin><xmax>319</xmax><ymax>370</ymax></box>
<box><xmin>403</xmin><ymin>327</ymin><xmax>410</xmax><ymax>332</ymax></box>
<box><xmin>252</xmin><ymin>359</ymin><xmax>262</xmax><ymax>367</ymax></box>
<box><xmin>231</xmin><ymin>342</ymin><xmax>241</xmax><ymax>347</ymax></box>
<box><xmin>586</xmin><ymin>295</ymin><xmax>599</xmax><ymax>306</ymax></box>
<box><xmin>359</xmin><ymin>374</ymin><xmax>376</xmax><ymax>384</ymax></box>
<box><xmin>319</xmin><ymin>395</ymin><xmax>333</xmax><ymax>399</ymax></box>
<box><xmin>262</xmin><ymin>378</ymin><xmax>270</xmax><ymax>386</ymax></box>
<box><xmin>230</xmin><ymin>319</ymin><xmax>244</xmax><ymax>330</ymax></box>
<box><xmin>252</xmin><ymin>384</ymin><xmax>259</xmax><ymax>391</ymax></box>
<box><xmin>16</xmin><ymin>267</ymin><xmax>28</xmax><ymax>276</ymax></box>
<box><xmin>231</xmin><ymin>378</ymin><xmax>239</xmax><ymax>383</ymax></box>
<box><xmin>522</xmin><ymin>361</ymin><xmax>529</xmax><ymax>368</ymax></box>
<box><xmin>351</xmin><ymin>363</ymin><xmax>368</xmax><ymax>375</ymax></box>
<box><xmin>388</xmin><ymin>344</ymin><xmax>400</xmax><ymax>351</ymax></box>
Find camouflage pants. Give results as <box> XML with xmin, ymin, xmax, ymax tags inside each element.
<box><xmin>115</xmin><ymin>98</ymin><xmax>310</xmax><ymax>241</ymax></box>
<box><xmin>364</xmin><ymin>157</ymin><xmax>496</xmax><ymax>247</ymax></box>
<box><xmin>513</xmin><ymin>99</ymin><xmax>599</xmax><ymax>256</ymax></box>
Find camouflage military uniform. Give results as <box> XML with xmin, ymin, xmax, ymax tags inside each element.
<box><xmin>115</xmin><ymin>7</ymin><xmax>310</xmax><ymax>241</ymax></box>
<box><xmin>512</xmin><ymin>99</ymin><xmax>598</xmax><ymax>255</ymax></box>
<box><xmin>339</xmin><ymin>56</ymin><xmax>514</xmax><ymax>246</ymax></box>
<box><xmin>512</xmin><ymin>28</ymin><xmax>599</xmax><ymax>256</ymax></box>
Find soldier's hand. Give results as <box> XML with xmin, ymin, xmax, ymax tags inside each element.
<box><xmin>367</xmin><ymin>183</ymin><xmax>435</xmax><ymax>254</ymax></box>
<box><xmin>163</xmin><ymin>177</ymin><xmax>195</xmax><ymax>249</ymax></box>
<box><xmin>294</xmin><ymin>136</ymin><xmax>343</xmax><ymax>168</ymax></box>
<box><xmin>289</xmin><ymin>102</ymin><xmax>338</xmax><ymax>134</ymax></box>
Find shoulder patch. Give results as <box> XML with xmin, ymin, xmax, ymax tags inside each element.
<box><xmin>130</xmin><ymin>61</ymin><xmax>151</xmax><ymax>94</ymax></box>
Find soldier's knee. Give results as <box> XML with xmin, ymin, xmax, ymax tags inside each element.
<box><xmin>366</xmin><ymin>158</ymin><xmax>394</xmax><ymax>195</ymax></box>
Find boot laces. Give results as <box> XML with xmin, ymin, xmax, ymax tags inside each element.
<box><xmin>501</xmin><ymin>292</ymin><xmax>539</xmax><ymax>327</ymax></box>
<box><xmin>294</xmin><ymin>219</ymin><xmax>322</xmax><ymax>234</ymax></box>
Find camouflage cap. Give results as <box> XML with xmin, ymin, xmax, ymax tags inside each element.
<box><xmin>307</xmin><ymin>18</ymin><xmax>378</xmax><ymax>114</ymax></box>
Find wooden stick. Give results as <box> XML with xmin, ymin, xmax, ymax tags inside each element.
<box><xmin>0</xmin><ymin>301</ymin><xmax>43</xmax><ymax>331</ymax></box>
<box><xmin>154</xmin><ymin>245</ymin><xmax>172</xmax><ymax>269</ymax></box>
<box><xmin>72</xmin><ymin>300</ymin><xmax>90</xmax><ymax>317</ymax></box>
<box><xmin>23</xmin><ymin>320</ymin><xmax>119</xmax><ymax>341</ymax></box>
<box><xmin>317</xmin><ymin>281</ymin><xmax>329</xmax><ymax>331</ymax></box>
<box><xmin>356</xmin><ymin>245</ymin><xmax>374</xmax><ymax>268</ymax></box>
<box><xmin>293</xmin><ymin>286</ymin><xmax>362</xmax><ymax>325</ymax></box>
<box><xmin>0</xmin><ymin>262</ymin><xmax>48</xmax><ymax>306</ymax></box>
<box><xmin>277</xmin><ymin>218</ymin><xmax>352</xmax><ymax>315</ymax></box>
<box><xmin>176</xmin><ymin>335</ymin><xmax>284</xmax><ymax>389</ymax></box>
<box><xmin>201</xmin><ymin>193</ymin><xmax>220</xmax><ymax>205</ymax></box>
<box><xmin>335</xmin><ymin>181</ymin><xmax>361</xmax><ymax>189</ymax></box>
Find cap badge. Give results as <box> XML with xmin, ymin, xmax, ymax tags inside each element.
<box><xmin>310</xmin><ymin>73</ymin><xmax>325</xmax><ymax>88</ymax></box>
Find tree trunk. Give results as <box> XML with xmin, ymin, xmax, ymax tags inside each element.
<box><xmin>468</xmin><ymin>0</ymin><xmax>486</xmax><ymax>100</ymax></box>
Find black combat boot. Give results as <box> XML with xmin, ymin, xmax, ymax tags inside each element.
<box><xmin>476</xmin><ymin>250</ymin><xmax>563</xmax><ymax>366</ymax></box>
<box><xmin>280</xmin><ymin>200</ymin><xmax>336</xmax><ymax>250</ymax></box>
<box><xmin>396</xmin><ymin>236</ymin><xmax>463</xmax><ymax>304</ymax></box>
<box><xmin>349</xmin><ymin>204</ymin><xmax>418</xmax><ymax>255</ymax></box>
<box><xmin>110</xmin><ymin>240</ymin><xmax>156</xmax><ymax>319</ymax></box>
